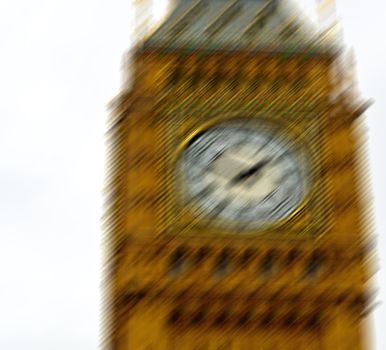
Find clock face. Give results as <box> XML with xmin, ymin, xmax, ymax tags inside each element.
<box><xmin>177</xmin><ymin>121</ymin><xmax>309</xmax><ymax>230</ymax></box>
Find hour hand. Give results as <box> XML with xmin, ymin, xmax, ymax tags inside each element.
<box><xmin>230</xmin><ymin>158</ymin><xmax>270</xmax><ymax>185</ymax></box>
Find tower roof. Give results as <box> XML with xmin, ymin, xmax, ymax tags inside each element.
<box><xmin>140</xmin><ymin>0</ymin><xmax>338</xmax><ymax>53</ymax></box>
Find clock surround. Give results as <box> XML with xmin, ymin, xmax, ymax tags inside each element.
<box><xmin>176</xmin><ymin>118</ymin><xmax>311</xmax><ymax>232</ymax></box>
<box><xmin>104</xmin><ymin>1</ymin><xmax>373</xmax><ymax>348</ymax></box>
<box><xmin>157</xmin><ymin>112</ymin><xmax>330</xmax><ymax>239</ymax></box>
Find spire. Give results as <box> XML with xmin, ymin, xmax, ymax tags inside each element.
<box><xmin>139</xmin><ymin>0</ymin><xmax>338</xmax><ymax>53</ymax></box>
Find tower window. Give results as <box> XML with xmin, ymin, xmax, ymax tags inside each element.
<box><xmin>250</xmin><ymin>73</ymin><xmax>265</xmax><ymax>91</ymax></box>
<box><xmin>168</xmin><ymin>308</ymin><xmax>183</xmax><ymax>325</ymax></box>
<box><xmin>239</xmin><ymin>248</ymin><xmax>256</xmax><ymax>267</ymax></box>
<box><xmin>191</xmin><ymin>69</ymin><xmax>203</xmax><ymax>87</ymax></box>
<box><xmin>237</xmin><ymin>311</ymin><xmax>252</xmax><ymax>326</ymax></box>
<box><xmin>209</xmin><ymin>73</ymin><xmax>222</xmax><ymax>89</ymax></box>
<box><xmin>260</xmin><ymin>311</ymin><xmax>274</xmax><ymax>327</ymax></box>
<box><xmin>213</xmin><ymin>309</ymin><xmax>230</xmax><ymax>327</ymax></box>
<box><xmin>194</xmin><ymin>246</ymin><xmax>210</xmax><ymax>265</ymax></box>
<box><xmin>282</xmin><ymin>312</ymin><xmax>298</xmax><ymax>328</ymax></box>
<box><xmin>303</xmin><ymin>253</ymin><xmax>323</xmax><ymax>280</ymax></box>
<box><xmin>214</xmin><ymin>249</ymin><xmax>231</xmax><ymax>277</ymax></box>
<box><xmin>305</xmin><ymin>312</ymin><xmax>322</xmax><ymax>330</ymax></box>
<box><xmin>259</xmin><ymin>250</ymin><xmax>276</xmax><ymax>277</ymax></box>
<box><xmin>285</xmin><ymin>249</ymin><xmax>300</xmax><ymax>266</ymax></box>
<box><xmin>168</xmin><ymin>247</ymin><xmax>187</xmax><ymax>276</ymax></box>
<box><xmin>191</xmin><ymin>309</ymin><xmax>206</xmax><ymax>325</ymax></box>
<box><xmin>271</xmin><ymin>76</ymin><xmax>286</xmax><ymax>92</ymax></box>
<box><xmin>168</xmin><ymin>68</ymin><xmax>182</xmax><ymax>87</ymax></box>
<box><xmin>229</xmin><ymin>76</ymin><xmax>239</xmax><ymax>90</ymax></box>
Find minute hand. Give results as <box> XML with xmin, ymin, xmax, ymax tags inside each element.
<box><xmin>231</xmin><ymin>158</ymin><xmax>271</xmax><ymax>184</ymax></box>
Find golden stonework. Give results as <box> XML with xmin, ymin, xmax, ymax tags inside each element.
<box><xmin>103</xmin><ymin>1</ymin><xmax>374</xmax><ymax>349</ymax></box>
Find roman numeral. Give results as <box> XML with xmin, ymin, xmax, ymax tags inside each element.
<box><xmin>261</xmin><ymin>189</ymin><xmax>278</xmax><ymax>203</ymax></box>
<box><xmin>211</xmin><ymin>198</ymin><xmax>232</xmax><ymax>217</ymax></box>
<box><xmin>195</xmin><ymin>184</ymin><xmax>215</xmax><ymax>200</ymax></box>
<box><xmin>269</xmin><ymin>195</ymin><xmax>292</xmax><ymax>217</ymax></box>
<box><xmin>254</xmin><ymin>134</ymin><xmax>275</xmax><ymax>155</ymax></box>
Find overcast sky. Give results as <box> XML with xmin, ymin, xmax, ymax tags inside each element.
<box><xmin>0</xmin><ymin>1</ymin><xmax>384</xmax><ymax>349</ymax></box>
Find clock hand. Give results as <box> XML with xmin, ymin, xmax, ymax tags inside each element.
<box><xmin>230</xmin><ymin>158</ymin><xmax>271</xmax><ymax>184</ymax></box>
<box><xmin>210</xmin><ymin>150</ymin><xmax>225</xmax><ymax>163</ymax></box>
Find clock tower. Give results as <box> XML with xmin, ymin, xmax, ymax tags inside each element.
<box><xmin>103</xmin><ymin>1</ymin><xmax>374</xmax><ymax>349</ymax></box>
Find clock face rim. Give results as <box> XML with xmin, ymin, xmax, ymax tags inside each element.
<box><xmin>174</xmin><ymin>118</ymin><xmax>312</xmax><ymax>233</ymax></box>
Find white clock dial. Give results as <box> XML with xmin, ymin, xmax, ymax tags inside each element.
<box><xmin>177</xmin><ymin>121</ymin><xmax>309</xmax><ymax>230</ymax></box>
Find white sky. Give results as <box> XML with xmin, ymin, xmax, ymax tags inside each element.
<box><xmin>0</xmin><ymin>1</ymin><xmax>384</xmax><ymax>349</ymax></box>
